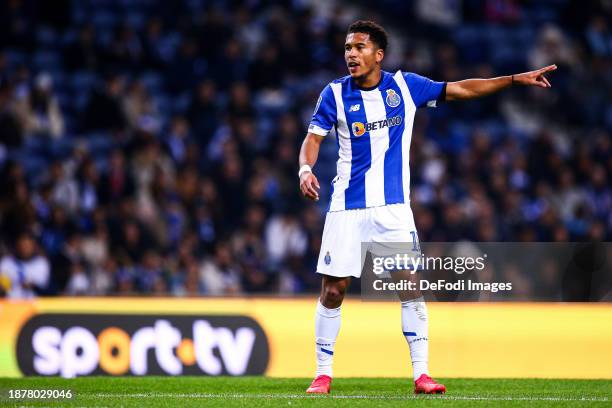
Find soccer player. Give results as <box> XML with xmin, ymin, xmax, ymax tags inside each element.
<box><xmin>299</xmin><ymin>20</ymin><xmax>556</xmax><ymax>394</ymax></box>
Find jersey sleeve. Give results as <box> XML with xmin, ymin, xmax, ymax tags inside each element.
<box><xmin>403</xmin><ymin>72</ymin><xmax>446</xmax><ymax>108</ymax></box>
<box><xmin>308</xmin><ymin>84</ymin><xmax>337</xmax><ymax>136</ymax></box>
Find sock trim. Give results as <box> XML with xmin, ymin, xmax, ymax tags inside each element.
<box><xmin>400</xmin><ymin>296</ymin><xmax>425</xmax><ymax>306</ymax></box>
<box><xmin>317</xmin><ymin>300</ymin><xmax>341</xmax><ymax>318</ymax></box>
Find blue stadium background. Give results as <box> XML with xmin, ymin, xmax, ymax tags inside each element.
<box><xmin>0</xmin><ymin>0</ymin><xmax>610</xmax><ymax>296</ymax></box>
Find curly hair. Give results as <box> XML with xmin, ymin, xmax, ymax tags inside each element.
<box><xmin>347</xmin><ymin>20</ymin><xmax>388</xmax><ymax>51</ymax></box>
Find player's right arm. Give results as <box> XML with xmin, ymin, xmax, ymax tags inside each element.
<box><xmin>299</xmin><ymin>133</ymin><xmax>324</xmax><ymax>201</ymax></box>
<box><xmin>299</xmin><ymin>83</ymin><xmax>337</xmax><ymax>201</ymax></box>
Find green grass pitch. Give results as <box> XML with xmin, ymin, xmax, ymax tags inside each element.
<box><xmin>0</xmin><ymin>377</ymin><xmax>611</xmax><ymax>407</ymax></box>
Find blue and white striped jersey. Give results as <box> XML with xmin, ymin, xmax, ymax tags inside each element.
<box><xmin>309</xmin><ymin>70</ymin><xmax>445</xmax><ymax>212</ymax></box>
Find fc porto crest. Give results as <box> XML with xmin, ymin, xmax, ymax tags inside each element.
<box><xmin>385</xmin><ymin>89</ymin><xmax>401</xmax><ymax>108</ymax></box>
<box><xmin>324</xmin><ymin>251</ymin><xmax>332</xmax><ymax>265</ymax></box>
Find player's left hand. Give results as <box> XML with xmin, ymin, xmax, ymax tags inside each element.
<box><xmin>513</xmin><ymin>64</ymin><xmax>557</xmax><ymax>88</ymax></box>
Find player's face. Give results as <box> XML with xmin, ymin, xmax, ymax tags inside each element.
<box><xmin>345</xmin><ymin>32</ymin><xmax>383</xmax><ymax>80</ymax></box>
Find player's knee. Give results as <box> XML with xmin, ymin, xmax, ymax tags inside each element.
<box><xmin>321</xmin><ymin>285</ymin><xmax>346</xmax><ymax>308</ymax></box>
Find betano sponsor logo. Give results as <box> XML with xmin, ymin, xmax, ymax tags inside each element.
<box><xmin>16</xmin><ymin>314</ymin><xmax>269</xmax><ymax>378</ymax></box>
<box><xmin>351</xmin><ymin>115</ymin><xmax>402</xmax><ymax>137</ymax></box>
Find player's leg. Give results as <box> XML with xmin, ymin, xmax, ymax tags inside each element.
<box><xmin>390</xmin><ymin>270</ymin><xmax>429</xmax><ymax>380</ymax></box>
<box><xmin>307</xmin><ymin>209</ymin><xmax>362</xmax><ymax>394</ymax></box>
<box><xmin>315</xmin><ymin>275</ymin><xmax>350</xmax><ymax>372</ymax></box>
<box><xmin>390</xmin><ymin>270</ymin><xmax>443</xmax><ymax>392</ymax></box>
<box><xmin>307</xmin><ymin>277</ymin><xmax>351</xmax><ymax>394</ymax></box>
<box><xmin>371</xmin><ymin>204</ymin><xmax>446</xmax><ymax>394</ymax></box>
<box><xmin>307</xmin><ymin>275</ymin><xmax>350</xmax><ymax>394</ymax></box>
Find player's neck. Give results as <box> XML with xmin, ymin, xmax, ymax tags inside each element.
<box><xmin>353</xmin><ymin>69</ymin><xmax>382</xmax><ymax>90</ymax></box>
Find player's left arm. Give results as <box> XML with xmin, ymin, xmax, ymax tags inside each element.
<box><xmin>445</xmin><ymin>64</ymin><xmax>557</xmax><ymax>101</ymax></box>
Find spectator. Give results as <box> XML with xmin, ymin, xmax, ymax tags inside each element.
<box><xmin>64</xmin><ymin>24</ymin><xmax>101</xmax><ymax>72</ymax></box>
<box><xmin>0</xmin><ymin>76</ymin><xmax>22</xmax><ymax>147</ymax></box>
<box><xmin>123</xmin><ymin>80</ymin><xmax>158</xmax><ymax>130</ymax></box>
<box><xmin>264</xmin><ymin>208</ymin><xmax>308</xmax><ymax>268</ymax></box>
<box><xmin>136</xmin><ymin>250</ymin><xmax>164</xmax><ymax>293</ymax></box>
<box><xmin>199</xmin><ymin>242</ymin><xmax>242</xmax><ymax>295</ymax></box>
<box><xmin>90</xmin><ymin>258</ymin><xmax>116</xmax><ymax>295</ymax></box>
<box><xmin>48</xmin><ymin>160</ymin><xmax>79</xmax><ymax>214</ymax></box>
<box><xmin>164</xmin><ymin>116</ymin><xmax>191</xmax><ymax>164</ymax></box>
<box><xmin>50</xmin><ymin>231</ymin><xmax>84</xmax><ymax>295</ymax></box>
<box><xmin>81</xmin><ymin>73</ymin><xmax>128</xmax><ymax>132</ymax></box>
<box><xmin>13</xmin><ymin>73</ymin><xmax>64</xmax><ymax>139</ymax></box>
<box><xmin>142</xmin><ymin>17</ymin><xmax>167</xmax><ymax>69</ymax></box>
<box><xmin>104</xmin><ymin>24</ymin><xmax>144</xmax><ymax>72</ymax></box>
<box><xmin>528</xmin><ymin>25</ymin><xmax>578</xmax><ymax>70</ymax></box>
<box><xmin>81</xmin><ymin>225</ymin><xmax>109</xmax><ymax>266</ymax></box>
<box><xmin>187</xmin><ymin>80</ymin><xmax>218</xmax><ymax>144</ymax></box>
<box><xmin>98</xmin><ymin>149</ymin><xmax>136</xmax><ymax>205</ymax></box>
<box><xmin>76</xmin><ymin>158</ymin><xmax>100</xmax><ymax>214</ymax></box>
<box><xmin>585</xmin><ymin>16</ymin><xmax>612</xmax><ymax>57</ymax></box>
<box><xmin>0</xmin><ymin>233</ymin><xmax>50</xmax><ymax>298</ymax></box>
<box><xmin>65</xmin><ymin>261</ymin><xmax>90</xmax><ymax>295</ymax></box>
<box><xmin>247</xmin><ymin>45</ymin><xmax>284</xmax><ymax>91</ymax></box>
<box><xmin>2</xmin><ymin>179</ymin><xmax>37</xmax><ymax>239</ymax></box>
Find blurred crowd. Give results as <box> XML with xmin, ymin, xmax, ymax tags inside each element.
<box><xmin>0</xmin><ymin>0</ymin><xmax>610</xmax><ymax>298</ymax></box>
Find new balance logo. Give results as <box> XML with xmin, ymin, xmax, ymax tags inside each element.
<box><xmin>349</xmin><ymin>104</ymin><xmax>360</xmax><ymax>112</ymax></box>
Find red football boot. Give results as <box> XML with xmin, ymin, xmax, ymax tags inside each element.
<box><xmin>414</xmin><ymin>374</ymin><xmax>446</xmax><ymax>394</ymax></box>
<box><xmin>306</xmin><ymin>375</ymin><xmax>332</xmax><ymax>394</ymax></box>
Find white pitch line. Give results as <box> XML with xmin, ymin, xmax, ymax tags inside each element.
<box><xmin>89</xmin><ymin>393</ymin><xmax>610</xmax><ymax>402</ymax></box>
